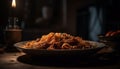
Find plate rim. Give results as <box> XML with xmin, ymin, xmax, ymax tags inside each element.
<box><xmin>14</xmin><ymin>40</ymin><xmax>106</xmax><ymax>51</ymax></box>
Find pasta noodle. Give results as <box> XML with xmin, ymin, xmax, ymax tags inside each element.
<box><xmin>22</xmin><ymin>32</ymin><xmax>96</xmax><ymax>50</ymax></box>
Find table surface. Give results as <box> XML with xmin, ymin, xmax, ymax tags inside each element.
<box><xmin>0</xmin><ymin>52</ymin><xmax>120</xmax><ymax>69</ymax></box>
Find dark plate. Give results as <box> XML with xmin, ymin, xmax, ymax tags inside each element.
<box><xmin>98</xmin><ymin>34</ymin><xmax>120</xmax><ymax>42</ymax></box>
<box><xmin>14</xmin><ymin>41</ymin><xmax>106</xmax><ymax>56</ymax></box>
<box><xmin>98</xmin><ymin>35</ymin><xmax>120</xmax><ymax>51</ymax></box>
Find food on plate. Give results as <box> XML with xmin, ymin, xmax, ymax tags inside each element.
<box><xmin>105</xmin><ymin>30</ymin><xmax>120</xmax><ymax>37</ymax></box>
<box><xmin>105</xmin><ymin>31</ymin><xmax>113</xmax><ymax>37</ymax></box>
<box><xmin>22</xmin><ymin>32</ymin><xmax>97</xmax><ymax>50</ymax></box>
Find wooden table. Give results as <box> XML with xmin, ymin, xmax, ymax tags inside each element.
<box><xmin>0</xmin><ymin>52</ymin><xmax>120</xmax><ymax>69</ymax></box>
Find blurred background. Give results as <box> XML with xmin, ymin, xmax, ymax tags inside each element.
<box><xmin>0</xmin><ymin>0</ymin><xmax>118</xmax><ymax>43</ymax></box>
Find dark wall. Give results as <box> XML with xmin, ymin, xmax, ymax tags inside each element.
<box><xmin>0</xmin><ymin>0</ymin><xmax>9</xmax><ymax>43</ymax></box>
<box><xmin>105</xmin><ymin>0</ymin><xmax>120</xmax><ymax>32</ymax></box>
<box><xmin>0</xmin><ymin>0</ymin><xmax>9</xmax><ymax>28</ymax></box>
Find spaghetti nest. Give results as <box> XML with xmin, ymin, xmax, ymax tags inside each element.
<box><xmin>22</xmin><ymin>32</ymin><xmax>96</xmax><ymax>50</ymax></box>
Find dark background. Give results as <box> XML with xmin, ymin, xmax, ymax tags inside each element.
<box><xmin>0</xmin><ymin>0</ymin><xmax>120</xmax><ymax>42</ymax></box>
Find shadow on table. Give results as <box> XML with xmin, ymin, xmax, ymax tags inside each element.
<box><xmin>17</xmin><ymin>54</ymin><xmax>119</xmax><ymax>68</ymax></box>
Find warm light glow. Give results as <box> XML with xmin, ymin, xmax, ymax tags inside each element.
<box><xmin>12</xmin><ymin>0</ymin><xmax>16</xmax><ymax>8</ymax></box>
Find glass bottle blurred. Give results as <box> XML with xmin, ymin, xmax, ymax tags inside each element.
<box><xmin>21</xmin><ymin>20</ymin><xmax>25</xmax><ymax>29</ymax></box>
<box><xmin>5</xmin><ymin>17</ymin><xmax>19</xmax><ymax>30</ymax></box>
<box><xmin>6</xmin><ymin>17</ymin><xmax>12</xmax><ymax>30</ymax></box>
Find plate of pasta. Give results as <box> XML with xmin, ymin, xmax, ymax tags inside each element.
<box><xmin>14</xmin><ymin>32</ymin><xmax>106</xmax><ymax>56</ymax></box>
